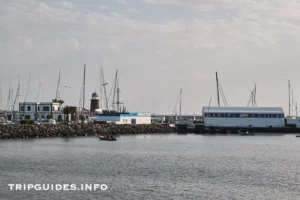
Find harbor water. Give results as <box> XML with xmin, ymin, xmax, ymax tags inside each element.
<box><xmin>1</xmin><ymin>134</ymin><xmax>300</xmax><ymax>200</ymax></box>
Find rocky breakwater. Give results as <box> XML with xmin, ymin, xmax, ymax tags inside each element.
<box><xmin>0</xmin><ymin>124</ymin><xmax>176</xmax><ymax>139</ymax></box>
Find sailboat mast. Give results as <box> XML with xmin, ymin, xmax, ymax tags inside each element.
<box><xmin>112</xmin><ymin>70</ymin><xmax>118</xmax><ymax>111</ymax></box>
<box><xmin>6</xmin><ymin>85</ymin><xmax>11</xmax><ymax>111</ymax></box>
<box><xmin>116</xmin><ymin>78</ymin><xmax>121</xmax><ymax>112</ymax></box>
<box><xmin>101</xmin><ymin>66</ymin><xmax>109</xmax><ymax>111</ymax></box>
<box><xmin>37</xmin><ymin>79</ymin><xmax>42</xmax><ymax>102</ymax></box>
<box><xmin>99</xmin><ymin>68</ymin><xmax>102</xmax><ymax>110</ymax></box>
<box><xmin>0</xmin><ymin>78</ymin><xmax>3</xmax><ymax>111</ymax></box>
<box><xmin>12</xmin><ymin>75</ymin><xmax>21</xmax><ymax>120</ymax></box>
<box><xmin>288</xmin><ymin>80</ymin><xmax>291</xmax><ymax>116</ymax></box>
<box><xmin>254</xmin><ymin>84</ymin><xmax>256</xmax><ymax>107</ymax></box>
<box><xmin>83</xmin><ymin>64</ymin><xmax>86</xmax><ymax>113</ymax></box>
<box><xmin>55</xmin><ymin>69</ymin><xmax>61</xmax><ymax>100</ymax></box>
<box><xmin>179</xmin><ymin>88</ymin><xmax>182</xmax><ymax>121</ymax></box>
<box><xmin>216</xmin><ymin>72</ymin><xmax>220</xmax><ymax>107</ymax></box>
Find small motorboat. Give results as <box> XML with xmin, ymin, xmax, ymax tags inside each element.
<box><xmin>99</xmin><ymin>135</ymin><xmax>117</xmax><ymax>141</ymax></box>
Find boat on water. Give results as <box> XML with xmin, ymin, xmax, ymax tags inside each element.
<box><xmin>296</xmin><ymin>135</ymin><xmax>300</xmax><ymax>137</ymax></box>
<box><xmin>99</xmin><ymin>135</ymin><xmax>117</xmax><ymax>141</ymax></box>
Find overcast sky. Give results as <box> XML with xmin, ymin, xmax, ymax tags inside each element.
<box><xmin>1</xmin><ymin>0</ymin><xmax>300</xmax><ymax>115</ymax></box>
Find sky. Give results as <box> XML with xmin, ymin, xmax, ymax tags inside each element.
<box><xmin>1</xmin><ymin>0</ymin><xmax>300</xmax><ymax>115</ymax></box>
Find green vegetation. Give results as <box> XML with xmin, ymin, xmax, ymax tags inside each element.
<box><xmin>52</xmin><ymin>99</ymin><xmax>64</xmax><ymax>105</ymax></box>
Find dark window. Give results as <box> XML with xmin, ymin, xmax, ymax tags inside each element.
<box><xmin>43</xmin><ymin>106</ymin><xmax>50</xmax><ymax>111</ymax></box>
<box><xmin>38</xmin><ymin>106</ymin><xmax>40</xmax><ymax>111</ymax></box>
<box><xmin>20</xmin><ymin>106</ymin><xmax>24</xmax><ymax>111</ymax></box>
<box><xmin>131</xmin><ymin>118</ymin><xmax>136</xmax><ymax>124</ymax></box>
<box><xmin>41</xmin><ymin>115</ymin><xmax>45</xmax><ymax>119</ymax></box>
<box><xmin>27</xmin><ymin>106</ymin><xmax>31</xmax><ymax>111</ymax></box>
<box><xmin>53</xmin><ymin>107</ymin><xmax>55</xmax><ymax>111</ymax></box>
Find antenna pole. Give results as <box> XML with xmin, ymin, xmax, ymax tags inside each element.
<box><xmin>216</xmin><ymin>72</ymin><xmax>220</xmax><ymax>107</ymax></box>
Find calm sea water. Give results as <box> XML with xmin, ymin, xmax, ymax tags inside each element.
<box><xmin>1</xmin><ymin>134</ymin><xmax>300</xmax><ymax>200</ymax></box>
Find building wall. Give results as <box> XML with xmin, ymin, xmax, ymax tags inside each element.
<box><xmin>286</xmin><ymin>117</ymin><xmax>300</xmax><ymax>128</ymax></box>
<box><xmin>90</xmin><ymin>99</ymin><xmax>99</xmax><ymax>115</ymax></box>
<box><xmin>19</xmin><ymin>102</ymin><xmax>63</xmax><ymax>121</ymax></box>
<box><xmin>97</xmin><ymin>116</ymin><xmax>121</xmax><ymax>122</ymax></box>
<box><xmin>202</xmin><ymin>106</ymin><xmax>285</xmax><ymax>128</ymax></box>
<box><xmin>96</xmin><ymin>113</ymin><xmax>151</xmax><ymax>124</ymax></box>
<box><xmin>204</xmin><ymin>118</ymin><xmax>285</xmax><ymax>128</ymax></box>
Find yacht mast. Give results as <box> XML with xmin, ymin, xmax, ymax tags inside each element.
<box><xmin>6</xmin><ymin>85</ymin><xmax>11</xmax><ymax>111</ymax></box>
<box><xmin>99</xmin><ymin>68</ymin><xmax>102</xmax><ymax>110</ymax></box>
<box><xmin>37</xmin><ymin>79</ymin><xmax>42</xmax><ymax>102</ymax></box>
<box><xmin>0</xmin><ymin>78</ymin><xmax>3</xmax><ymax>111</ymax></box>
<box><xmin>179</xmin><ymin>88</ymin><xmax>182</xmax><ymax>121</ymax></box>
<box><xmin>24</xmin><ymin>70</ymin><xmax>32</xmax><ymax>102</ymax></box>
<box><xmin>100</xmin><ymin>65</ymin><xmax>109</xmax><ymax>111</ymax></box>
<box><xmin>216</xmin><ymin>72</ymin><xmax>220</xmax><ymax>107</ymax></box>
<box><xmin>112</xmin><ymin>70</ymin><xmax>118</xmax><ymax>111</ymax></box>
<box><xmin>55</xmin><ymin>69</ymin><xmax>61</xmax><ymax>100</ymax></box>
<box><xmin>116</xmin><ymin>78</ymin><xmax>122</xmax><ymax>112</ymax></box>
<box><xmin>288</xmin><ymin>80</ymin><xmax>291</xmax><ymax>116</ymax></box>
<box><xmin>12</xmin><ymin>75</ymin><xmax>21</xmax><ymax>120</ymax></box>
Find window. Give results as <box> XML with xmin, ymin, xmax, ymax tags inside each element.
<box><xmin>53</xmin><ymin>107</ymin><xmax>55</xmax><ymax>111</ymax></box>
<box><xmin>41</xmin><ymin>115</ymin><xmax>45</xmax><ymax>119</ymax></box>
<box><xmin>38</xmin><ymin>106</ymin><xmax>40</xmax><ymax>111</ymax></box>
<box><xmin>27</xmin><ymin>106</ymin><xmax>31</xmax><ymax>111</ymax></box>
<box><xmin>20</xmin><ymin>106</ymin><xmax>24</xmax><ymax>111</ymax></box>
<box><xmin>43</xmin><ymin>106</ymin><xmax>49</xmax><ymax>111</ymax></box>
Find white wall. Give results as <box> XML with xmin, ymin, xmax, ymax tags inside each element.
<box><xmin>97</xmin><ymin>115</ymin><xmax>151</xmax><ymax>124</ymax></box>
<box><xmin>286</xmin><ymin>117</ymin><xmax>300</xmax><ymax>128</ymax></box>
<box><xmin>97</xmin><ymin>116</ymin><xmax>121</xmax><ymax>122</ymax></box>
<box><xmin>204</xmin><ymin>118</ymin><xmax>285</xmax><ymax>128</ymax></box>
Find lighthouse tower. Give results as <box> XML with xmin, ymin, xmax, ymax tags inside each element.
<box><xmin>90</xmin><ymin>92</ymin><xmax>99</xmax><ymax>116</ymax></box>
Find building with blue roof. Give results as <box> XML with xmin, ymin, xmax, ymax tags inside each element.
<box><xmin>96</xmin><ymin>112</ymin><xmax>151</xmax><ymax>124</ymax></box>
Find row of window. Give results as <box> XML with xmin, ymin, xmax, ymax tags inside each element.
<box><xmin>20</xmin><ymin>106</ymin><xmax>60</xmax><ymax>112</ymax></box>
<box><xmin>204</xmin><ymin>113</ymin><xmax>284</xmax><ymax>118</ymax></box>
<box><xmin>20</xmin><ymin>115</ymin><xmax>62</xmax><ymax>120</ymax></box>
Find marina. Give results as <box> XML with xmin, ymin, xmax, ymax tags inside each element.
<box><xmin>1</xmin><ymin>134</ymin><xmax>300</xmax><ymax>200</ymax></box>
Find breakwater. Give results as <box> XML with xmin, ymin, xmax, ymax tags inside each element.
<box><xmin>0</xmin><ymin>124</ymin><xmax>176</xmax><ymax>139</ymax></box>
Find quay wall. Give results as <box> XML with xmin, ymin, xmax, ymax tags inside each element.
<box><xmin>0</xmin><ymin>124</ymin><xmax>176</xmax><ymax>139</ymax></box>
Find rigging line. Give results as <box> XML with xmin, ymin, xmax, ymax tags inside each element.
<box><xmin>247</xmin><ymin>91</ymin><xmax>253</xmax><ymax>107</ymax></box>
<box><xmin>219</xmin><ymin>84</ymin><xmax>228</xmax><ymax>106</ymax></box>
<box><xmin>172</xmin><ymin>91</ymin><xmax>181</xmax><ymax>116</ymax></box>
<box><xmin>107</xmin><ymin>75</ymin><xmax>117</xmax><ymax>109</ymax></box>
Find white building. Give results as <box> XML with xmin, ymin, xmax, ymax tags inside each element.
<box><xmin>96</xmin><ymin>112</ymin><xmax>151</xmax><ymax>124</ymax></box>
<box><xmin>19</xmin><ymin>102</ymin><xmax>65</xmax><ymax>121</ymax></box>
<box><xmin>202</xmin><ymin>106</ymin><xmax>285</xmax><ymax>128</ymax></box>
<box><xmin>286</xmin><ymin>117</ymin><xmax>300</xmax><ymax>128</ymax></box>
